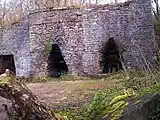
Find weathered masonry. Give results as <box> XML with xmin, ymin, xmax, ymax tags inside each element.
<box><xmin>0</xmin><ymin>0</ymin><xmax>157</xmax><ymax>77</ymax></box>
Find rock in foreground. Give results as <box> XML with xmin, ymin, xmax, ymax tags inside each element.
<box><xmin>120</xmin><ymin>94</ymin><xmax>160</xmax><ymax>120</ymax></box>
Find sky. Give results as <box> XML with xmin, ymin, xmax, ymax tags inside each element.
<box><xmin>1</xmin><ymin>0</ymin><xmax>159</xmax><ymax>7</ymax></box>
<box><xmin>96</xmin><ymin>0</ymin><xmax>127</xmax><ymax>4</ymax></box>
<box><xmin>1</xmin><ymin>0</ymin><xmax>127</xmax><ymax>4</ymax></box>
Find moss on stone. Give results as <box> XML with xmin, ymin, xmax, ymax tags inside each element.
<box><xmin>103</xmin><ymin>89</ymin><xmax>136</xmax><ymax>120</ymax></box>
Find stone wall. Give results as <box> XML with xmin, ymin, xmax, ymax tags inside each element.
<box><xmin>29</xmin><ymin>8</ymin><xmax>84</xmax><ymax>76</ymax></box>
<box><xmin>0</xmin><ymin>20</ymin><xmax>30</xmax><ymax>77</ymax></box>
<box><xmin>82</xmin><ymin>0</ymin><xmax>156</xmax><ymax>74</ymax></box>
<box><xmin>0</xmin><ymin>0</ymin><xmax>157</xmax><ymax>77</ymax></box>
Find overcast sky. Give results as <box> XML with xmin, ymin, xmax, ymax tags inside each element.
<box><xmin>1</xmin><ymin>0</ymin><xmax>127</xmax><ymax>4</ymax></box>
<box><xmin>97</xmin><ymin>0</ymin><xmax>126</xmax><ymax>4</ymax></box>
<box><xmin>1</xmin><ymin>0</ymin><xmax>159</xmax><ymax>7</ymax></box>
<box><xmin>92</xmin><ymin>0</ymin><xmax>159</xmax><ymax>5</ymax></box>
<box><xmin>93</xmin><ymin>0</ymin><xmax>159</xmax><ymax>9</ymax></box>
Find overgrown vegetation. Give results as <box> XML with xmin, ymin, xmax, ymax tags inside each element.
<box><xmin>51</xmin><ymin>69</ymin><xmax>160</xmax><ymax>120</ymax></box>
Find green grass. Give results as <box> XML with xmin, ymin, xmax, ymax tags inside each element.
<box><xmin>53</xmin><ymin>70</ymin><xmax>160</xmax><ymax>120</ymax></box>
<box><xmin>26</xmin><ymin>69</ymin><xmax>160</xmax><ymax>120</ymax></box>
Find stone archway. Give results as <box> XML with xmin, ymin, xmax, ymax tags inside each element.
<box><xmin>0</xmin><ymin>54</ymin><xmax>16</xmax><ymax>75</ymax></box>
<box><xmin>101</xmin><ymin>38</ymin><xmax>122</xmax><ymax>73</ymax></box>
<box><xmin>47</xmin><ymin>44</ymin><xmax>68</xmax><ymax>77</ymax></box>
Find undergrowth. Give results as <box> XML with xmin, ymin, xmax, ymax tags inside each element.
<box><xmin>26</xmin><ymin>69</ymin><xmax>160</xmax><ymax>119</ymax></box>
<box><xmin>28</xmin><ymin>74</ymin><xmax>90</xmax><ymax>83</ymax></box>
<box><xmin>54</xmin><ymin>69</ymin><xmax>160</xmax><ymax>120</ymax></box>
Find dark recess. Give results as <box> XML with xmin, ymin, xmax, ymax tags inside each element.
<box><xmin>101</xmin><ymin>38</ymin><xmax>122</xmax><ymax>73</ymax></box>
<box><xmin>47</xmin><ymin>44</ymin><xmax>68</xmax><ymax>78</ymax></box>
<box><xmin>0</xmin><ymin>54</ymin><xmax>16</xmax><ymax>75</ymax></box>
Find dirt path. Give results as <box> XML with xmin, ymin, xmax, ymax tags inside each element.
<box><xmin>27</xmin><ymin>79</ymin><xmax>122</xmax><ymax>108</ymax></box>
<box><xmin>0</xmin><ymin>78</ymin><xmax>122</xmax><ymax>119</ymax></box>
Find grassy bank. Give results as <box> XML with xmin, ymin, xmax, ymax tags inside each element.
<box><xmin>53</xmin><ymin>70</ymin><xmax>160</xmax><ymax>120</ymax></box>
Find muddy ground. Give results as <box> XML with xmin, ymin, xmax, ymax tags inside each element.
<box><xmin>0</xmin><ymin>78</ymin><xmax>122</xmax><ymax>119</ymax></box>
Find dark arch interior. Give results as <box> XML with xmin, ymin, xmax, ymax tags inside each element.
<box><xmin>0</xmin><ymin>54</ymin><xmax>16</xmax><ymax>75</ymax></box>
<box><xmin>47</xmin><ymin>44</ymin><xmax>68</xmax><ymax>78</ymax></box>
<box><xmin>101</xmin><ymin>38</ymin><xmax>123</xmax><ymax>73</ymax></box>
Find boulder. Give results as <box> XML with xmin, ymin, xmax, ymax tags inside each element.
<box><xmin>120</xmin><ymin>94</ymin><xmax>160</xmax><ymax>120</ymax></box>
<box><xmin>0</xmin><ymin>97</ymin><xmax>12</xmax><ymax>120</ymax></box>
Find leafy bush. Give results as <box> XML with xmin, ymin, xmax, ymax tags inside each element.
<box><xmin>84</xmin><ymin>71</ymin><xmax>160</xmax><ymax>120</ymax></box>
<box><xmin>138</xmin><ymin>83</ymin><xmax>160</xmax><ymax>97</ymax></box>
<box><xmin>86</xmin><ymin>91</ymin><xmax>107</xmax><ymax>119</ymax></box>
<box><xmin>86</xmin><ymin>86</ymin><xmax>124</xmax><ymax>120</ymax></box>
<box><xmin>56</xmin><ymin>107</ymin><xmax>88</xmax><ymax>120</ymax></box>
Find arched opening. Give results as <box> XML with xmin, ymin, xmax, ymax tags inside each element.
<box><xmin>47</xmin><ymin>44</ymin><xmax>68</xmax><ymax>78</ymax></box>
<box><xmin>101</xmin><ymin>38</ymin><xmax>122</xmax><ymax>73</ymax></box>
<box><xmin>0</xmin><ymin>54</ymin><xmax>16</xmax><ymax>75</ymax></box>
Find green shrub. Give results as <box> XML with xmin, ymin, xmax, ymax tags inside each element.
<box><xmin>138</xmin><ymin>83</ymin><xmax>160</xmax><ymax>97</ymax></box>
<box><xmin>86</xmin><ymin>71</ymin><xmax>160</xmax><ymax>120</ymax></box>
<box><xmin>102</xmin><ymin>89</ymin><xmax>136</xmax><ymax>120</ymax></box>
<box><xmin>86</xmin><ymin>86</ymin><xmax>124</xmax><ymax>120</ymax></box>
<box><xmin>124</xmin><ymin>70</ymin><xmax>160</xmax><ymax>90</ymax></box>
<box><xmin>86</xmin><ymin>91</ymin><xmax>107</xmax><ymax>119</ymax></box>
<box><xmin>55</xmin><ymin>107</ymin><xmax>88</xmax><ymax>120</ymax></box>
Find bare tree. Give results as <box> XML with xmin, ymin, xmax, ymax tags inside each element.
<box><xmin>115</xmin><ymin>0</ymin><xmax>118</xmax><ymax>3</ymax></box>
<box><xmin>153</xmin><ymin>0</ymin><xmax>160</xmax><ymax>20</ymax></box>
<box><xmin>0</xmin><ymin>0</ymin><xmax>107</xmax><ymax>27</ymax></box>
<box><xmin>0</xmin><ymin>0</ymin><xmax>7</xmax><ymax>26</ymax></box>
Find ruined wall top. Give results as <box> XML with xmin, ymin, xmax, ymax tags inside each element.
<box><xmin>29</xmin><ymin>0</ymin><xmax>151</xmax><ymax>14</ymax></box>
<box><xmin>29</xmin><ymin>1</ymin><xmax>133</xmax><ymax>14</ymax></box>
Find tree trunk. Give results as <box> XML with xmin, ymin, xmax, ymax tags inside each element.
<box><xmin>154</xmin><ymin>0</ymin><xmax>160</xmax><ymax>20</ymax></box>
<box><xmin>0</xmin><ymin>69</ymin><xmax>56</xmax><ymax>120</ymax></box>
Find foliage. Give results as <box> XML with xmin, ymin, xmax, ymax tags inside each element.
<box><xmin>85</xmin><ymin>71</ymin><xmax>160</xmax><ymax>120</ymax></box>
<box><xmin>63</xmin><ymin>70</ymin><xmax>160</xmax><ymax>120</ymax></box>
<box><xmin>58</xmin><ymin>87</ymin><xmax>136</xmax><ymax>120</ymax></box>
<box><xmin>102</xmin><ymin>89</ymin><xmax>136</xmax><ymax>120</ymax></box>
<box><xmin>103</xmin><ymin>101</ymin><xmax>127</xmax><ymax>120</ymax></box>
<box><xmin>124</xmin><ymin>76</ymin><xmax>148</xmax><ymax>90</ymax></box>
<box><xmin>54</xmin><ymin>86</ymin><xmax>124</xmax><ymax>120</ymax></box>
<box><xmin>86</xmin><ymin>91</ymin><xmax>107</xmax><ymax>119</ymax></box>
<box><xmin>56</xmin><ymin>107</ymin><xmax>88</xmax><ymax>120</ymax></box>
<box><xmin>86</xmin><ymin>86</ymin><xmax>124</xmax><ymax>120</ymax></box>
<box><xmin>138</xmin><ymin>83</ymin><xmax>160</xmax><ymax>97</ymax></box>
<box><xmin>27</xmin><ymin>70</ymin><xmax>160</xmax><ymax>120</ymax></box>
<box><xmin>124</xmin><ymin>70</ymin><xmax>160</xmax><ymax>90</ymax></box>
